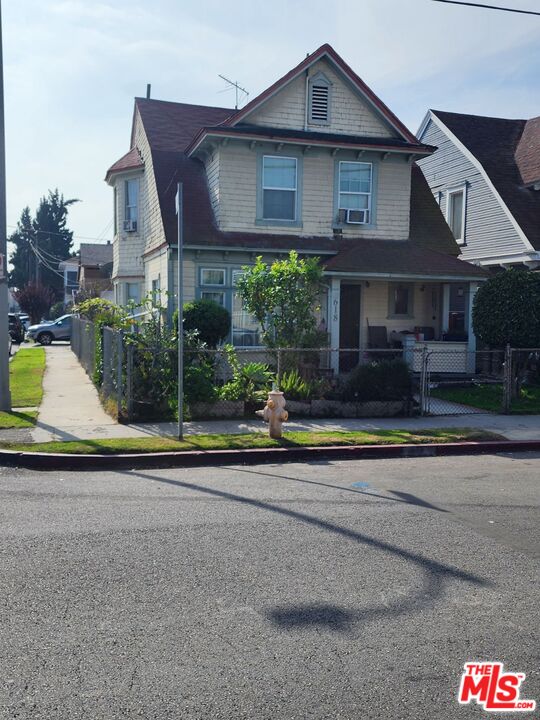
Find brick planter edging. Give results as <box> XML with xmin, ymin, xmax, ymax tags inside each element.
<box><xmin>1</xmin><ymin>439</ymin><xmax>539</xmax><ymax>471</ymax></box>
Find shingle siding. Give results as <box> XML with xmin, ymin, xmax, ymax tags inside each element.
<box><xmin>217</xmin><ymin>143</ymin><xmax>411</xmax><ymax>239</ymax></box>
<box><xmin>418</xmin><ymin>118</ymin><xmax>527</xmax><ymax>260</ymax></box>
<box><xmin>247</xmin><ymin>59</ymin><xmax>395</xmax><ymax>138</ymax></box>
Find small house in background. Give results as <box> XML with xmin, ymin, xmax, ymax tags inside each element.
<box><xmin>59</xmin><ymin>242</ymin><xmax>113</xmax><ymax>305</ymax></box>
<box><xmin>417</xmin><ymin>110</ymin><xmax>540</xmax><ymax>271</ymax></box>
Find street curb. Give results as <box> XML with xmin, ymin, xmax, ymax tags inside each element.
<box><xmin>1</xmin><ymin>439</ymin><xmax>540</xmax><ymax>471</ymax></box>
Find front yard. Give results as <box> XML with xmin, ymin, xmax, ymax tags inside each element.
<box><xmin>0</xmin><ymin>348</ymin><xmax>46</xmax><ymax>429</ymax></box>
<box><xmin>431</xmin><ymin>382</ymin><xmax>540</xmax><ymax>414</ymax></box>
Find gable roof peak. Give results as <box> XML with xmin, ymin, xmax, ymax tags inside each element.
<box><xmin>225</xmin><ymin>43</ymin><xmax>418</xmax><ymax>144</ymax></box>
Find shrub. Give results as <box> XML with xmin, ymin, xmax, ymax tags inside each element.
<box><xmin>184</xmin><ymin>364</ymin><xmax>217</xmax><ymax>404</ymax></box>
<box><xmin>219</xmin><ymin>345</ymin><xmax>274</xmax><ymax>403</ymax></box>
<box><xmin>74</xmin><ymin>298</ymin><xmax>126</xmax><ymax>326</ymax></box>
<box><xmin>279</xmin><ymin>368</ymin><xmax>328</xmax><ymax>401</ymax></box>
<box><xmin>182</xmin><ymin>299</ymin><xmax>231</xmax><ymax>347</ymax></box>
<box><xmin>343</xmin><ymin>359</ymin><xmax>412</xmax><ymax>402</ymax></box>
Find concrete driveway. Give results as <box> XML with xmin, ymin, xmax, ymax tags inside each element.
<box><xmin>0</xmin><ymin>453</ymin><xmax>538</xmax><ymax>719</ymax></box>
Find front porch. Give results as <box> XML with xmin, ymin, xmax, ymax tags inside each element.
<box><xmin>325</xmin><ymin>276</ymin><xmax>480</xmax><ymax>374</ymax></box>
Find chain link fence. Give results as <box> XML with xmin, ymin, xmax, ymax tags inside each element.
<box><xmin>71</xmin><ymin>317</ymin><xmax>540</xmax><ymax>424</ymax></box>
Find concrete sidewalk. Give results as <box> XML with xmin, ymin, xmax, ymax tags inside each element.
<box><xmin>1</xmin><ymin>343</ymin><xmax>539</xmax><ymax>444</ymax></box>
<box><xmin>32</xmin><ymin>346</ymin><xmax>118</xmax><ymax>442</ymax></box>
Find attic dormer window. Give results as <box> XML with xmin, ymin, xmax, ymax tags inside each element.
<box><xmin>308</xmin><ymin>72</ymin><xmax>332</xmax><ymax>125</ymax></box>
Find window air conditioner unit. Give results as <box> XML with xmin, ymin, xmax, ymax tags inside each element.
<box><xmin>124</xmin><ymin>220</ymin><xmax>137</xmax><ymax>232</ymax></box>
<box><xmin>345</xmin><ymin>209</ymin><xmax>367</xmax><ymax>224</ymax></box>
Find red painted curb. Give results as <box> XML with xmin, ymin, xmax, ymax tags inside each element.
<box><xmin>1</xmin><ymin>439</ymin><xmax>539</xmax><ymax>471</ymax></box>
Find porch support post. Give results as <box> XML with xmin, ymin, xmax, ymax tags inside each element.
<box><xmin>329</xmin><ymin>277</ymin><xmax>340</xmax><ymax>373</ymax></box>
<box><xmin>441</xmin><ymin>283</ymin><xmax>450</xmax><ymax>335</ymax></box>
<box><xmin>467</xmin><ymin>281</ymin><xmax>479</xmax><ymax>372</ymax></box>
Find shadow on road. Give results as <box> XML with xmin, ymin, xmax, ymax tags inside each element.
<box><xmin>126</xmin><ymin>468</ymin><xmax>492</xmax><ymax>632</ymax></box>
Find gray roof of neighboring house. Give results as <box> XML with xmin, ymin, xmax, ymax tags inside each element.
<box><xmin>79</xmin><ymin>243</ymin><xmax>113</xmax><ymax>267</ymax></box>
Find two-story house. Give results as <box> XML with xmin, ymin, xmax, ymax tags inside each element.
<box><xmin>417</xmin><ymin>110</ymin><xmax>540</xmax><ymax>270</ymax></box>
<box><xmin>106</xmin><ymin>44</ymin><xmax>485</xmax><ymax>372</ymax></box>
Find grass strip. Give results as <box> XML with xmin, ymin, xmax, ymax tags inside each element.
<box><xmin>0</xmin><ymin>428</ymin><xmax>504</xmax><ymax>456</ymax></box>
<box><xmin>432</xmin><ymin>383</ymin><xmax>540</xmax><ymax>414</ymax></box>
<box><xmin>0</xmin><ymin>411</ymin><xmax>38</xmax><ymax>429</ymax></box>
<box><xmin>9</xmin><ymin>348</ymin><xmax>46</xmax><ymax>407</ymax></box>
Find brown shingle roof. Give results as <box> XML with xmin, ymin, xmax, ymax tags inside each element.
<box><xmin>323</xmin><ymin>240</ymin><xmax>487</xmax><ymax>278</ymax></box>
<box><xmin>515</xmin><ymin>116</ymin><xmax>540</xmax><ymax>187</ymax></box>
<box><xmin>132</xmin><ymin>100</ymin><xmax>472</xmax><ymax>278</ymax></box>
<box><xmin>105</xmin><ymin>147</ymin><xmax>143</xmax><ymax>180</ymax></box>
<box><xmin>431</xmin><ymin>110</ymin><xmax>540</xmax><ymax>250</ymax></box>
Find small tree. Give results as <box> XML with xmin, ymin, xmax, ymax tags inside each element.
<box><xmin>473</xmin><ymin>269</ymin><xmax>540</xmax><ymax>396</ymax></box>
<box><xmin>14</xmin><ymin>283</ymin><xmax>55</xmax><ymax>324</ymax></box>
<box><xmin>182</xmin><ymin>299</ymin><xmax>231</xmax><ymax>348</ymax></box>
<box><xmin>472</xmin><ymin>269</ymin><xmax>540</xmax><ymax>349</ymax></box>
<box><xmin>235</xmin><ymin>251</ymin><xmax>324</xmax><ymax>349</ymax></box>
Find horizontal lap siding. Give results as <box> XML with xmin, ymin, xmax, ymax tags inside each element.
<box><xmin>418</xmin><ymin>119</ymin><xmax>525</xmax><ymax>260</ymax></box>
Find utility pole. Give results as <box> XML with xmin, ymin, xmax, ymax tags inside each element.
<box><xmin>176</xmin><ymin>183</ymin><xmax>183</xmax><ymax>440</ymax></box>
<box><xmin>0</xmin><ymin>0</ymin><xmax>12</xmax><ymax>411</ymax></box>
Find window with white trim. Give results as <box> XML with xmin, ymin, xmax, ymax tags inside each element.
<box><xmin>262</xmin><ymin>156</ymin><xmax>297</xmax><ymax>221</ymax></box>
<box><xmin>338</xmin><ymin>161</ymin><xmax>372</xmax><ymax>224</ymax></box>
<box><xmin>127</xmin><ymin>282</ymin><xmax>140</xmax><ymax>304</ymax></box>
<box><xmin>125</xmin><ymin>179</ymin><xmax>138</xmax><ymax>225</ymax></box>
<box><xmin>446</xmin><ymin>188</ymin><xmax>465</xmax><ymax>243</ymax></box>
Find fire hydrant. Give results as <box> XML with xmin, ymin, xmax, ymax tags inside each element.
<box><xmin>261</xmin><ymin>389</ymin><xmax>288</xmax><ymax>439</ymax></box>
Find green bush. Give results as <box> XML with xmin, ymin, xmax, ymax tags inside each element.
<box><xmin>182</xmin><ymin>300</ymin><xmax>231</xmax><ymax>347</ymax></box>
<box><xmin>219</xmin><ymin>345</ymin><xmax>274</xmax><ymax>403</ymax></box>
<box><xmin>184</xmin><ymin>364</ymin><xmax>217</xmax><ymax>404</ymax></box>
<box><xmin>74</xmin><ymin>298</ymin><xmax>126</xmax><ymax>325</ymax></box>
<box><xmin>343</xmin><ymin>359</ymin><xmax>412</xmax><ymax>402</ymax></box>
<box><xmin>279</xmin><ymin>368</ymin><xmax>328</xmax><ymax>401</ymax></box>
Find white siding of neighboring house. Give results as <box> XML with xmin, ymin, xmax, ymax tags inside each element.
<box><xmin>112</xmin><ymin>170</ymin><xmax>145</xmax><ymax>283</ymax></box>
<box><xmin>245</xmin><ymin>59</ymin><xmax>395</xmax><ymax>138</ymax></box>
<box><xmin>418</xmin><ymin>118</ymin><xmax>527</xmax><ymax>261</ymax></box>
<box><xmin>216</xmin><ymin>142</ymin><xmax>411</xmax><ymax>240</ymax></box>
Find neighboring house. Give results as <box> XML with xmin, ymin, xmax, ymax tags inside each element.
<box><xmin>106</xmin><ymin>43</ymin><xmax>485</xmax><ymax>372</ymax></box>
<box><xmin>417</xmin><ymin>110</ymin><xmax>540</xmax><ymax>270</ymax></box>
<box><xmin>59</xmin><ymin>257</ymin><xmax>80</xmax><ymax>305</ymax></box>
<box><xmin>59</xmin><ymin>242</ymin><xmax>113</xmax><ymax>305</ymax></box>
<box><xmin>79</xmin><ymin>242</ymin><xmax>113</xmax><ymax>300</ymax></box>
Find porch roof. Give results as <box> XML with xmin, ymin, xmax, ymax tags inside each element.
<box><xmin>323</xmin><ymin>239</ymin><xmax>488</xmax><ymax>280</ymax></box>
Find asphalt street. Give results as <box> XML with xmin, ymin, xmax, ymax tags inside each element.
<box><xmin>0</xmin><ymin>453</ymin><xmax>539</xmax><ymax>719</ymax></box>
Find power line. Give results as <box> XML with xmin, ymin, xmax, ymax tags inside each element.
<box><xmin>431</xmin><ymin>0</ymin><xmax>540</xmax><ymax>15</ymax></box>
<box><xmin>6</xmin><ymin>225</ymin><xmax>114</xmax><ymax>243</ymax></box>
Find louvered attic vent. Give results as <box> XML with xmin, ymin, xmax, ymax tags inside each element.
<box><xmin>310</xmin><ymin>84</ymin><xmax>329</xmax><ymax>123</ymax></box>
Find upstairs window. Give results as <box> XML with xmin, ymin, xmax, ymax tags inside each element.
<box><xmin>308</xmin><ymin>72</ymin><xmax>331</xmax><ymax>125</ymax></box>
<box><xmin>446</xmin><ymin>187</ymin><xmax>466</xmax><ymax>244</ymax></box>
<box><xmin>262</xmin><ymin>156</ymin><xmax>297</xmax><ymax>221</ymax></box>
<box><xmin>338</xmin><ymin>161</ymin><xmax>372</xmax><ymax>224</ymax></box>
<box><xmin>124</xmin><ymin>178</ymin><xmax>139</xmax><ymax>230</ymax></box>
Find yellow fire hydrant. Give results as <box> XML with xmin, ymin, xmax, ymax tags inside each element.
<box><xmin>261</xmin><ymin>389</ymin><xmax>288</xmax><ymax>439</ymax></box>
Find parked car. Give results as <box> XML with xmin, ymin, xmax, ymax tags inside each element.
<box><xmin>26</xmin><ymin>314</ymin><xmax>73</xmax><ymax>345</ymax></box>
<box><xmin>19</xmin><ymin>314</ymin><xmax>30</xmax><ymax>332</ymax></box>
<box><xmin>8</xmin><ymin>313</ymin><xmax>25</xmax><ymax>344</ymax></box>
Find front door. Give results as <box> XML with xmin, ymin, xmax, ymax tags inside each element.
<box><xmin>339</xmin><ymin>284</ymin><xmax>361</xmax><ymax>372</ymax></box>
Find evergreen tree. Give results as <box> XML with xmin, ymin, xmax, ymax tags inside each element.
<box><xmin>8</xmin><ymin>190</ymin><xmax>79</xmax><ymax>296</ymax></box>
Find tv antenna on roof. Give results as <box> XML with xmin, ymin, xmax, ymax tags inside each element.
<box><xmin>218</xmin><ymin>75</ymin><xmax>249</xmax><ymax>110</ymax></box>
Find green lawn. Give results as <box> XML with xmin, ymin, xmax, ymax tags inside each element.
<box><xmin>9</xmin><ymin>348</ymin><xmax>46</xmax><ymax>407</ymax></box>
<box><xmin>0</xmin><ymin>410</ymin><xmax>38</xmax><ymax>429</ymax></box>
<box><xmin>0</xmin><ymin>427</ymin><xmax>503</xmax><ymax>456</ymax></box>
<box><xmin>432</xmin><ymin>383</ymin><xmax>540</xmax><ymax>414</ymax></box>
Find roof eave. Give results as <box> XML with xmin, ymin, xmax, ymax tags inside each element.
<box><xmin>186</xmin><ymin>128</ymin><xmax>434</xmax><ymax>158</ymax></box>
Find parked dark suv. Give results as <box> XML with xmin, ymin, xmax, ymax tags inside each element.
<box><xmin>8</xmin><ymin>314</ymin><xmax>25</xmax><ymax>344</ymax></box>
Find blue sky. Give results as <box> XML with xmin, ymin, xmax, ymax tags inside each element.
<box><xmin>3</xmin><ymin>0</ymin><xmax>540</xmax><ymax>252</ymax></box>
